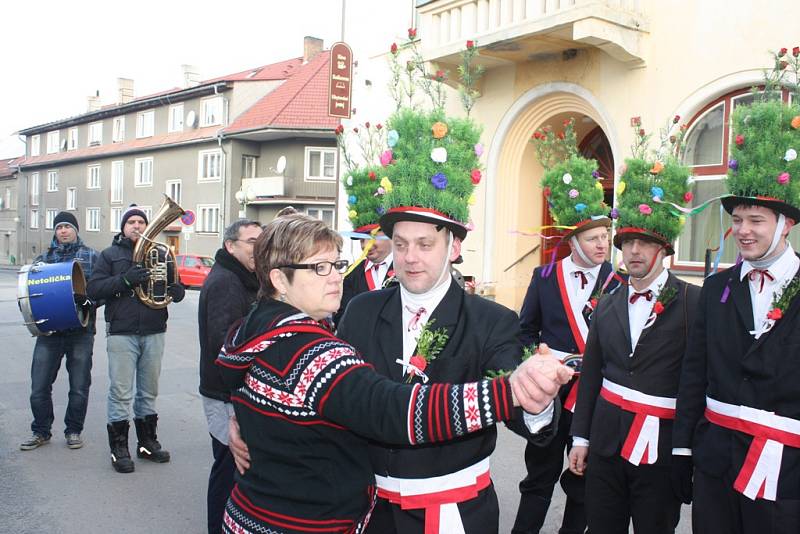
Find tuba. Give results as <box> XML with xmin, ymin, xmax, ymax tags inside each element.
<box><xmin>132</xmin><ymin>194</ymin><xmax>185</xmax><ymax>309</ymax></box>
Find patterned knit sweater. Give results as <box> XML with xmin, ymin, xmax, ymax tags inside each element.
<box><xmin>216</xmin><ymin>298</ymin><xmax>515</xmax><ymax>533</ymax></box>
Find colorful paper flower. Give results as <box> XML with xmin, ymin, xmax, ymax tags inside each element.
<box><xmin>618</xmin><ymin>163</ymin><xmax>628</xmax><ymax>176</ymax></box>
<box><xmin>684</xmin><ymin>191</ymin><xmax>694</xmax><ymax>203</ymax></box>
<box><xmin>653</xmin><ymin>302</ymin><xmax>665</xmax><ymax>315</ymax></box>
<box><xmin>562</xmin><ymin>173</ymin><xmax>573</xmax><ymax>184</ymax></box>
<box><xmin>431</xmin><ymin>173</ymin><xmax>448</xmax><ymax>190</ymax></box>
<box><xmin>543</xmin><ymin>187</ymin><xmax>551</xmax><ymax>197</ymax></box>
<box><xmin>735</xmin><ymin>134</ymin><xmax>745</xmax><ymax>146</ymax></box>
<box><xmin>728</xmin><ymin>159</ymin><xmax>739</xmax><ymax>171</ymax></box>
<box><xmin>638</xmin><ymin>204</ymin><xmax>652</xmax><ymax>215</ymax></box>
<box><xmin>380</xmin><ymin>176</ymin><xmax>393</xmax><ymax>192</ymax></box>
<box><xmin>768</xmin><ymin>308</ymin><xmax>783</xmax><ymax>320</ymax></box>
<box><xmin>595</xmin><ymin>182</ymin><xmax>604</xmax><ymax>191</ymax></box>
<box><xmin>348</xmin><ymin>209</ymin><xmax>357</xmax><ymax>219</ymax></box>
<box><xmin>387</xmin><ymin>130</ymin><xmax>400</xmax><ymax>147</ymax></box>
<box><xmin>651</xmin><ymin>186</ymin><xmax>664</xmax><ymax>199</ymax></box>
<box><xmin>348</xmin><ymin>195</ymin><xmax>357</xmax><ymax>205</ymax></box>
<box><xmin>474</xmin><ymin>143</ymin><xmax>484</xmax><ymax>157</ymax></box>
<box><xmin>380</xmin><ymin>150</ymin><xmax>393</xmax><ymax>167</ymax></box>
<box><xmin>376</xmin><ymin>206</ymin><xmax>385</xmax><ymax>215</ymax></box>
<box><xmin>793</xmin><ymin>116</ymin><xmax>800</xmax><ymax>130</ymax></box>
<box><xmin>431</xmin><ymin>122</ymin><xmax>448</xmax><ymax>139</ymax></box>
<box><xmin>431</xmin><ymin>147</ymin><xmax>448</xmax><ymax>163</ymax></box>
<box><xmin>568</xmin><ymin>189</ymin><xmax>579</xmax><ymax>198</ymax></box>
<box><xmin>650</xmin><ymin>161</ymin><xmax>664</xmax><ymax>175</ymax></box>
<box><xmin>390</xmin><ymin>43</ymin><xmax>398</xmax><ymax>55</ymax></box>
<box><xmin>785</xmin><ymin>149</ymin><xmax>797</xmax><ymax>162</ymax></box>
<box><xmin>368</xmin><ymin>171</ymin><xmax>377</xmax><ymax>181</ymax></box>
<box><xmin>471</xmin><ymin>169</ymin><xmax>482</xmax><ymax>184</ymax></box>
<box><xmin>374</xmin><ymin>187</ymin><xmax>386</xmax><ymax>197</ymax></box>
<box><xmin>778</xmin><ymin>172</ymin><xmax>791</xmax><ymax>185</ymax></box>
<box><xmin>466</xmin><ymin>40</ymin><xmax>475</xmax><ymax>50</ymax></box>
<box><xmin>592</xmin><ymin>170</ymin><xmax>601</xmax><ymax>179</ymax></box>
<box><xmin>346</xmin><ymin>175</ymin><xmax>353</xmax><ymax>186</ymax></box>
<box><xmin>610</xmin><ymin>208</ymin><xmax>620</xmax><ymax>219</ymax></box>
<box><xmin>617</xmin><ymin>181</ymin><xmax>626</xmax><ymax>195</ymax></box>
<box><xmin>575</xmin><ymin>203</ymin><xmax>587</xmax><ymax>213</ymax></box>
<box><xmin>468</xmin><ymin>194</ymin><xmax>476</xmax><ymax>205</ymax></box>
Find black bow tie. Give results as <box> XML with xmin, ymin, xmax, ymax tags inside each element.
<box><xmin>629</xmin><ymin>290</ymin><xmax>654</xmax><ymax>304</ymax></box>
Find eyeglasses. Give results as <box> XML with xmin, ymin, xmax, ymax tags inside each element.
<box><xmin>280</xmin><ymin>260</ymin><xmax>350</xmax><ymax>276</ymax></box>
<box><xmin>234</xmin><ymin>238</ymin><xmax>259</xmax><ymax>245</ymax></box>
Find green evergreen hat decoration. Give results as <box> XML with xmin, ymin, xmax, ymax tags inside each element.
<box><xmin>612</xmin><ymin>117</ymin><xmax>692</xmax><ymax>256</ymax></box>
<box><xmin>722</xmin><ymin>99</ymin><xmax>800</xmax><ymax>221</ymax></box>
<box><xmin>531</xmin><ymin>118</ymin><xmax>610</xmax><ymax>240</ymax></box>
<box><xmin>377</xmin><ymin>36</ymin><xmax>486</xmax><ymax>240</ymax></box>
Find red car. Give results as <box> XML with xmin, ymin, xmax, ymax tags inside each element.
<box><xmin>176</xmin><ymin>254</ymin><xmax>215</xmax><ymax>288</ymax></box>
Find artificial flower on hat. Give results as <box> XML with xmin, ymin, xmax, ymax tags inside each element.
<box><xmin>612</xmin><ymin>117</ymin><xmax>691</xmax><ymax>256</ymax></box>
<box><xmin>530</xmin><ymin>117</ymin><xmax>610</xmax><ymax>240</ymax></box>
<box><xmin>721</xmin><ymin>50</ymin><xmax>800</xmax><ymax>221</ymax></box>
<box><xmin>378</xmin><ymin>38</ymin><xmax>485</xmax><ymax>240</ymax></box>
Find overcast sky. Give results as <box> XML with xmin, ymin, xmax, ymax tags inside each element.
<box><xmin>0</xmin><ymin>0</ymin><xmax>351</xmax><ymax>159</ymax></box>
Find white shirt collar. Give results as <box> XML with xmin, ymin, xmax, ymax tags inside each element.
<box><xmin>400</xmin><ymin>274</ymin><xmax>451</xmax><ymax>313</ymax></box>
<box><xmin>562</xmin><ymin>254</ymin><xmax>602</xmax><ymax>279</ymax></box>
<box><xmin>740</xmin><ymin>244</ymin><xmax>796</xmax><ymax>281</ymax></box>
<box><xmin>627</xmin><ymin>268</ymin><xmax>670</xmax><ymax>299</ymax></box>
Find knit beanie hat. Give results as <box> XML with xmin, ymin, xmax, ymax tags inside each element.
<box><xmin>53</xmin><ymin>211</ymin><xmax>79</xmax><ymax>233</ymax></box>
<box><xmin>120</xmin><ymin>204</ymin><xmax>149</xmax><ymax>229</ymax></box>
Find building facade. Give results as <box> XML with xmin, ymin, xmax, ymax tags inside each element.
<box><xmin>0</xmin><ymin>157</ymin><xmax>20</xmax><ymax>265</ymax></box>
<box><xmin>15</xmin><ymin>38</ymin><xmax>338</xmax><ymax>262</ymax></box>
<box><xmin>413</xmin><ymin>0</ymin><xmax>800</xmax><ymax>308</ymax></box>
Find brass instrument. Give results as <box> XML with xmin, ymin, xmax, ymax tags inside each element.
<box><xmin>132</xmin><ymin>194</ymin><xmax>185</xmax><ymax>309</ymax></box>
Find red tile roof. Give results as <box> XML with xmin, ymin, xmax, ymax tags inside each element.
<box><xmin>0</xmin><ymin>157</ymin><xmax>18</xmax><ymax>177</ymax></box>
<box><xmin>225</xmin><ymin>50</ymin><xmax>340</xmax><ymax>133</ymax></box>
<box><xmin>17</xmin><ymin>127</ymin><xmax>219</xmax><ymax>169</ymax></box>
<box><xmin>204</xmin><ymin>57</ymin><xmax>303</xmax><ymax>83</ymax></box>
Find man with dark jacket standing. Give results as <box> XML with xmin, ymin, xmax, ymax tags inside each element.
<box><xmin>20</xmin><ymin>211</ymin><xmax>99</xmax><ymax>451</ymax></box>
<box><xmin>87</xmin><ymin>204</ymin><xmax>185</xmax><ymax>473</ymax></box>
<box><xmin>198</xmin><ymin>219</ymin><xmax>261</xmax><ymax>534</ymax></box>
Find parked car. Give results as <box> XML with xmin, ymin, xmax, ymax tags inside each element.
<box><xmin>176</xmin><ymin>254</ymin><xmax>215</xmax><ymax>288</ymax></box>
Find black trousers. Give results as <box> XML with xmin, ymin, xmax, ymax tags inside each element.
<box><xmin>364</xmin><ymin>483</ymin><xmax>499</xmax><ymax>534</ymax></box>
<box><xmin>513</xmin><ymin>401</ymin><xmax>586</xmax><ymax>534</ymax></box>
<box><xmin>585</xmin><ymin>452</ymin><xmax>681</xmax><ymax>534</ymax></box>
<box><xmin>693</xmin><ymin>469</ymin><xmax>800</xmax><ymax>534</ymax></box>
<box><xmin>208</xmin><ymin>434</ymin><xmax>236</xmax><ymax>534</ymax></box>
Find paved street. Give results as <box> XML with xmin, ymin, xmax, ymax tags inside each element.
<box><xmin>0</xmin><ymin>268</ymin><xmax>690</xmax><ymax>533</ymax></box>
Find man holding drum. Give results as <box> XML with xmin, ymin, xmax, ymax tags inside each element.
<box><xmin>20</xmin><ymin>211</ymin><xmax>99</xmax><ymax>452</ymax></box>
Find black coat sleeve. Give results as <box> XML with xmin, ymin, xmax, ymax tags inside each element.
<box><xmin>334</xmin><ymin>269</ymin><xmax>359</xmax><ymax>326</ymax></box>
<box><xmin>87</xmin><ymin>249</ymin><xmax>127</xmax><ymax>301</ymax></box>
<box><xmin>518</xmin><ymin>269</ymin><xmax>543</xmax><ymax>347</ymax></box>
<box><xmin>673</xmin><ymin>283</ymin><xmax>709</xmax><ymax>450</ymax></box>
<box><xmin>206</xmin><ymin>278</ymin><xmax>251</xmax><ymax>362</ymax></box>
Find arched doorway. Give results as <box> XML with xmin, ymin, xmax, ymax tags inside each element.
<box><xmin>483</xmin><ymin>83</ymin><xmax>620</xmax><ymax>310</ymax></box>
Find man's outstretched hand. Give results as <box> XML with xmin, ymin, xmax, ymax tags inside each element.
<box><xmin>509</xmin><ymin>343</ymin><xmax>574</xmax><ymax>414</ymax></box>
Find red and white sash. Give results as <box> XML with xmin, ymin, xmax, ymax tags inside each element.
<box><xmin>705</xmin><ymin>397</ymin><xmax>800</xmax><ymax>501</ymax></box>
<box><xmin>599</xmin><ymin>378</ymin><xmax>676</xmax><ymax>465</ymax></box>
<box><xmin>374</xmin><ymin>457</ymin><xmax>490</xmax><ymax>534</ymax></box>
<box><xmin>549</xmin><ymin>348</ymin><xmax>580</xmax><ymax>412</ymax></box>
<box><xmin>555</xmin><ymin>262</ymin><xmax>588</xmax><ymax>412</ymax></box>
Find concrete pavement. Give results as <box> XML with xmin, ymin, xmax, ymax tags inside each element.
<box><xmin>0</xmin><ymin>269</ymin><xmax>690</xmax><ymax>533</ymax></box>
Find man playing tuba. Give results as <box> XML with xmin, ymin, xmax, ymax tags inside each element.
<box><xmin>87</xmin><ymin>203</ymin><xmax>185</xmax><ymax>473</ymax></box>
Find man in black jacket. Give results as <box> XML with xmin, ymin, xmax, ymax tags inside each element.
<box><xmin>198</xmin><ymin>219</ymin><xmax>261</xmax><ymax>534</ymax></box>
<box><xmin>87</xmin><ymin>205</ymin><xmax>185</xmax><ymax>473</ymax></box>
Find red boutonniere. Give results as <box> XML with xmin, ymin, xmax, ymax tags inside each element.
<box><xmin>643</xmin><ymin>285</ymin><xmax>677</xmax><ymax>328</ymax></box>
<box><xmin>766</xmin><ymin>277</ymin><xmax>800</xmax><ymax>325</ymax></box>
<box><xmin>398</xmin><ymin>319</ymin><xmax>448</xmax><ymax>383</ymax></box>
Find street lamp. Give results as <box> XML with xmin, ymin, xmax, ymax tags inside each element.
<box><xmin>235</xmin><ymin>187</ymin><xmax>256</xmax><ymax>219</ymax></box>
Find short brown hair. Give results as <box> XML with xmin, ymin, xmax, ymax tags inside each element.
<box><xmin>254</xmin><ymin>214</ymin><xmax>343</xmax><ymax>300</ymax></box>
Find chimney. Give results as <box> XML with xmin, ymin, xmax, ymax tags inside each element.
<box><xmin>182</xmin><ymin>64</ymin><xmax>200</xmax><ymax>88</ymax></box>
<box><xmin>303</xmin><ymin>36</ymin><xmax>323</xmax><ymax>63</ymax></box>
<box><xmin>87</xmin><ymin>90</ymin><xmax>101</xmax><ymax>112</ymax></box>
<box><xmin>118</xmin><ymin>78</ymin><xmax>134</xmax><ymax>104</ymax></box>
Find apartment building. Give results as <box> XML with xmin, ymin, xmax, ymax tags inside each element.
<box><xmin>15</xmin><ymin>37</ymin><xmax>339</xmax><ymax>262</ymax></box>
<box><xmin>0</xmin><ymin>157</ymin><xmax>19</xmax><ymax>265</ymax></box>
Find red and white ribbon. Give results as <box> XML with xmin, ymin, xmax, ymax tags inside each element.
<box><xmin>599</xmin><ymin>378</ymin><xmax>676</xmax><ymax>465</ymax></box>
<box><xmin>705</xmin><ymin>397</ymin><xmax>800</xmax><ymax>501</ymax></box>
<box><xmin>395</xmin><ymin>358</ymin><xmax>430</xmax><ymax>383</ymax></box>
<box><xmin>375</xmin><ymin>457</ymin><xmax>490</xmax><ymax>534</ymax></box>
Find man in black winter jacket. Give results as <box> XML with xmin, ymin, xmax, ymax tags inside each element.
<box><xmin>198</xmin><ymin>219</ymin><xmax>262</xmax><ymax>534</ymax></box>
<box><xmin>87</xmin><ymin>205</ymin><xmax>185</xmax><ymax>473</ymax></box>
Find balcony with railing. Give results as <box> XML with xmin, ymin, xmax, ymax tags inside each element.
<box><xmin>417</xmin><ymin>0</ymin><xmax>648</xmax><ymax>66</ymax></box>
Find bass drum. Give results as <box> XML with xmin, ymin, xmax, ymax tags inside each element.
<box><xmin>18</xmin><ymin>261</ymin><xmax>89</xmax><ymax>336</ymax></box>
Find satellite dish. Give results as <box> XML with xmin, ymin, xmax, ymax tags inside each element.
<box><xmin>276</xmin><ymin>155</ymin><xmax>287</xmax><ymax>174</ymax></box>
<box><xmin>60</xmin><ymin>139</ymin><xmax>68</xmax><ymax>151</ymax></box>
<box><xmin>186</xmin><ymin>110</ymin><xmax>197</xmax><ymax>128</ymax></box>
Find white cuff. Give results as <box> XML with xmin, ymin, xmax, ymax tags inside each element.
<box><xmin>523</xmin><ymin>401</ymin><xmax>554</xmax><ymax>433</ymax></box>
<box><xmin>672</xmin><ymin>448</ymin><xmax>692</xmax><ymax>456</ymax></box>
<box><xmin>572</xmin><ymin>436</ymin><xmax>590</xmax><ymax>447</ymax></box>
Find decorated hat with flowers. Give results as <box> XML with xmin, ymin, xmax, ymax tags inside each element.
<box><xmin>532</xmin><ymin>117</ymin><xmax>610</xmax><ymax>240</ymax></box>
<box><xmin>612</xmin><ymin>117</ymin><xmax>692</xmax><ymax>256</ymax></box>
<box><xmin>722</xmin><ymin>51</ymin><xmax>800</xmax><ymax>221</ymax></box>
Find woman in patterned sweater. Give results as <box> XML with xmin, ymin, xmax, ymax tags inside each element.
<box><xmin>216</xmin><ymin>214</ymin><xmax>570</xmax><ymax>534</ymax></box>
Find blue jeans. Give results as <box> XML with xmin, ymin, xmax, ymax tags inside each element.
<box><xmin>106</xmin><ymin>333</ymin><xmax>165</xmax><ymax>423</ymax></box>
<box><xmin>30</xmin><ymin>332</ymin><xmax>94</xmax><ymax>438</ymax></box>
